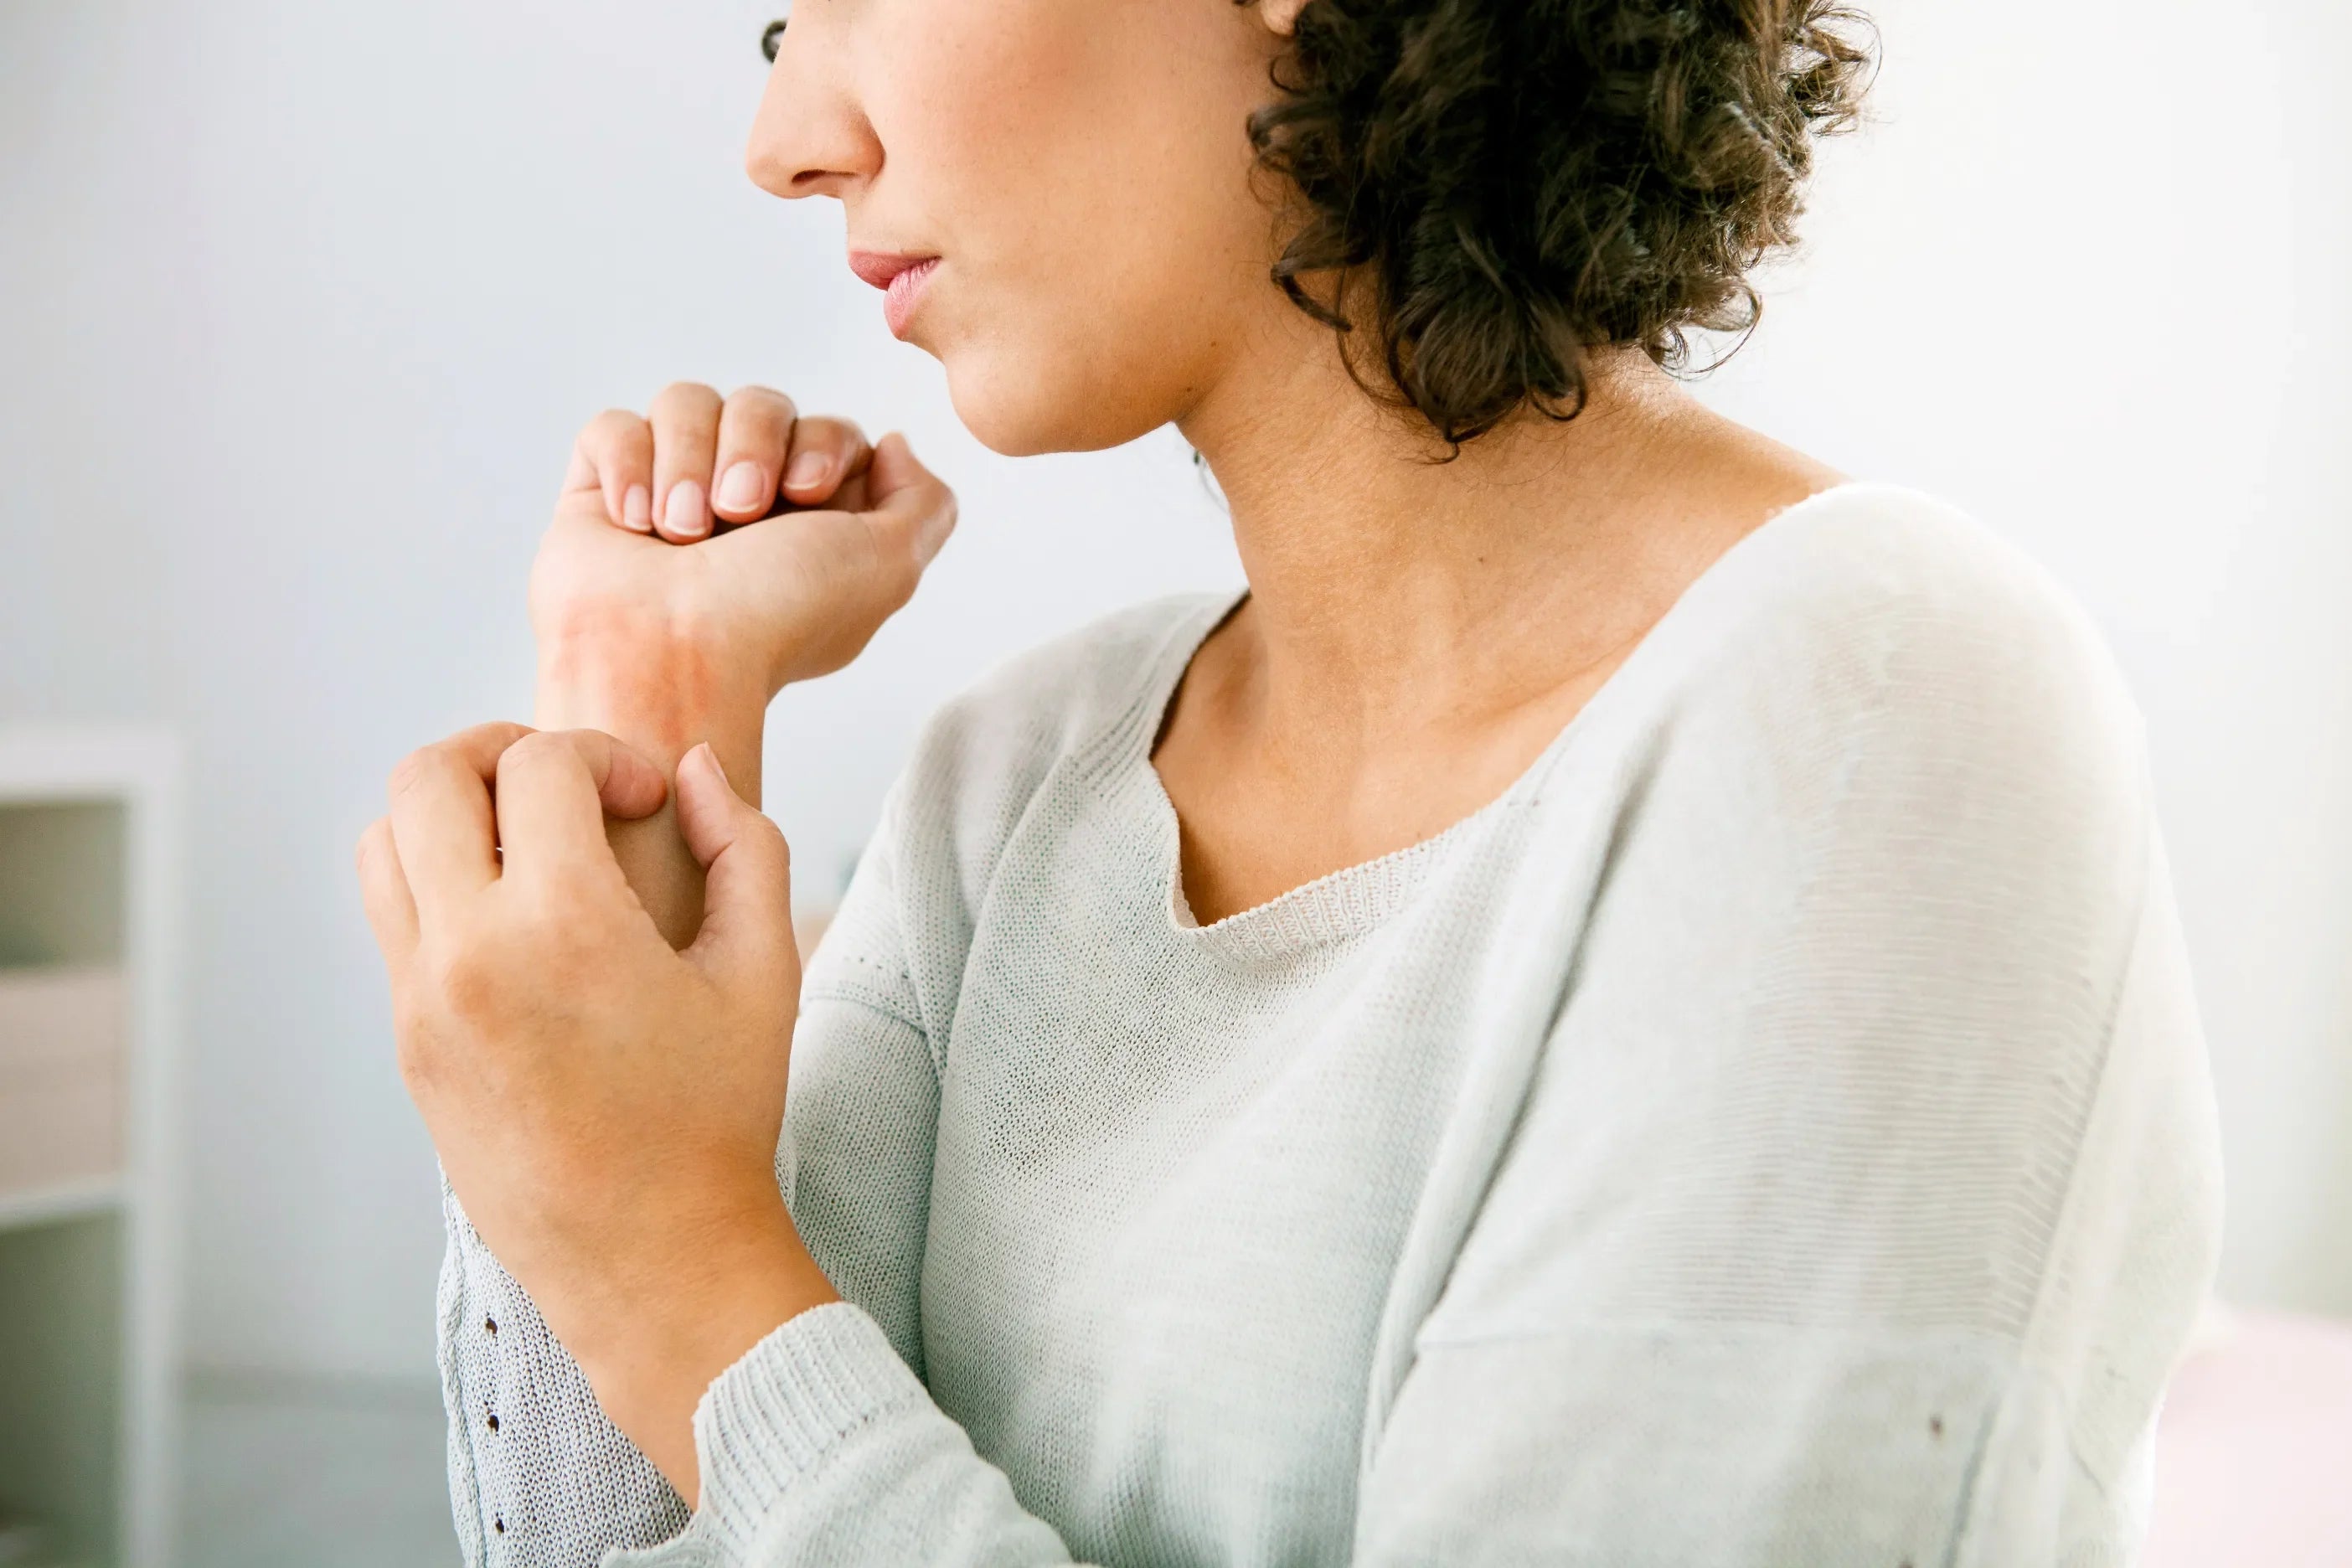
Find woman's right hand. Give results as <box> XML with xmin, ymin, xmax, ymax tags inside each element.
<box><xmin>529</xmin><ymin>383</ymin><xmax>958</xmax><ymax>709</ymax></box>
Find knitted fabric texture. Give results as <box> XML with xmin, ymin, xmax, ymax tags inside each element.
<box><xmin>437</xmin><ymin>483</ymin><xmax>2224</xmax><ymax>1567</ymax></box>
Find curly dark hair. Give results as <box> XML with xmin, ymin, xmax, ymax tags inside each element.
<box><xmin>1243</xmin><ymin>0</ymin><xmax>1875</xmax><ymax>450</ymax></box>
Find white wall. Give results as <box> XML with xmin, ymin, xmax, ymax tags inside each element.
<box><xmin>1</xmin><ymin>0</ymin><xmax>2344</xmax><ymax>1384</ymax></box>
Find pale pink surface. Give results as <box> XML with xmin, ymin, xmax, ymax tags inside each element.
<box><xmin>2143</xmin><ymin>1308</ymin><xmax>2352</xmax><ymax>1568</ymax></box>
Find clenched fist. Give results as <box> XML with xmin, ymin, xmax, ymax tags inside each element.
<box><xmin>534</xmin><ymin>382</ymin><xmax>957</xmax><ymax>701</ymax></box>
<box><xmin>529</xmin><ymin>383</ymin><xmax>957</xmax><ymax>945</ymax></box>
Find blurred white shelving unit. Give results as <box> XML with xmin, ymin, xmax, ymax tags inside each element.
<box><xmin>0</xmin><ymin>727</ymin><xmax>179</xmax><ymax>1568</ymax></box>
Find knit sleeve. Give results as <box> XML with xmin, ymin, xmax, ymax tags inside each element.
<box><xmin>598</xmin><ymin>1301</ymin><xmax>1080</xmax><ymax>1567</ymax></box>
<box><xmin>438</xmin><ymin>1175</ymin><xmax>688</xmax><ymax>1565</ymax></box>
<box><xmin>434</xmin><ymin>778</ymin><xmax>952</xmax><ymax>1566</ymax></box>
<box><xmin>590</xmin><ymin>732</ymin><xmax>1092</xmax><ymax>1568</ymax></box>
<box><xmin>1348</xmin><ymin>529</ymin><xmax>2225</xmax><ymax>1565</ymax></box>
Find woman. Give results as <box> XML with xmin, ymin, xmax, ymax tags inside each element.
<box><xmin>357</xmin><ymin>1</ymin><xmax>2224</xmax><ymax>1562</ymax></box>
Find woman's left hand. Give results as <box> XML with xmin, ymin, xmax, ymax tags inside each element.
<box><xmin>356</xmin><ymin>721</ymin><xmax>838</xmax><ymax>1503</ymax></box>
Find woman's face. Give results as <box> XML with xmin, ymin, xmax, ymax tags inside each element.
<box><xmin>747</xmin><ymin>0</ymin><xmax>1298</xmax><ymax>456</ymax></box>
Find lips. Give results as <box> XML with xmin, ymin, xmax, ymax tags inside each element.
<box><xmin>848</xmin><ymin>250</ymin><xmax>942</xmax><ymax>339</ymax></box>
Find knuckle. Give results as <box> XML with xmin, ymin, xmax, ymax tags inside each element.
<box><xmin>508</xmin><ymin>885</ymin><xmax>575</xmax><ymax>952</ymax></box>
<box><xmin>508</xmin><ymin>729</ymin><xmax>571</xmax><ymax>771</ymax></box>
<box><xmin>583</xmin><ymin>408</ymin><xmax>646</xmax><ymax>444</ymax></box>
<box><xmin>493</xmin><ymin>734</ymin><xmax>563</xmax><ymax>792</ymax></box>
<box><xmin>500</xmin><ymin>729</ymin><xmax>555</xmax><ymax>769</ymax></box>
<box><xmin>429</xmin><ymin>940</ymin><xmax>503</xmax><ymax>1024</ymax></box>
<box><xmin>575</xmin><ymin>415</ymin><xmax>647</xmax><ymax>479</ymax></box>
<box><xmin>385</xmin><ymin>747</ymin><xmax>441</xmax><ymax>802</ymax></box>
<box><xmin>563</xmin><ymin>891</ymin><xmax>633</xmax><ymax>958</ymax></box>
<box><xmin>652</xmin><ymin>380</ymin><xmax>721</xmax><ymax>419</ymax></box>
<box><xmin>727</xmin><ymin>384</ymin><xmax>797</xmax><ymax>420</ymax></box>
<box><xmin>802</xmin><ymin>415</ymin><xmax>864</xmax><ymax>452</ymax></box>
<box><xmin>355</xmin><ymin>820</ymin><xmax>400</xmax><ymax>892</ymax></box>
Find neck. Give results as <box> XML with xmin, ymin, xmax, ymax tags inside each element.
<box><xmin>1174</xmin><ymin>310</ymin><xmax>1817</xmax><ymax>747</ymax></box>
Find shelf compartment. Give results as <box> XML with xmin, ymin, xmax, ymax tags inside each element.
<box><xmin>0</xmin><ymin>966</ymin><xmax>126</xmax><ymax>1207</ymax></box>
<box><xmin>0</xmin><ymin>1210</ymin><xmax>125</xmax><ymax>1565</ymax></box>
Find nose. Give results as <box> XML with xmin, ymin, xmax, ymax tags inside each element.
<box><xmin>745</xmin><ymin>20</ymin><xmax>880</xmax><ymax>202</ymax></box>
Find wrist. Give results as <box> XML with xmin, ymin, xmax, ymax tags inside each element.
<box><xmin>534</xmin><ymin>619</ymin><xmax>770</xmax><ymax>801</ymax></box>
<box><xmin>566</xmin><ymin>1203</ymin><xmax>838</xmax><ymax>1506</ymax></box>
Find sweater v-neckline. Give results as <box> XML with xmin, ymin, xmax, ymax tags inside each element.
<box><xmin>1115</xmin><ymin>591</ymin><xmax>1565</xmax><ymax>965</ymax></box>
<box><xmin>1101</xmin><ymin>481</ymin><xmax>1875</xmax><ymax>963</ymax></box>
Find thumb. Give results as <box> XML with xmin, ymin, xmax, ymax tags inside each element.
<box><xmin>675</xmin><ymin>743</ymin><xmax>797</xmax><ymax>980</ymax></box>
<box><xmin>859</xmin><ymin>431</ymin><xmax>957</xmax><ymax>575</ymax></box>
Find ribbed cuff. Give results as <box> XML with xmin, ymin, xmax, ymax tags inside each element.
<box><xmin>688</xmin><ymin>1300</ymin><xmax>930</xmax><ymax>1561</ymax></box>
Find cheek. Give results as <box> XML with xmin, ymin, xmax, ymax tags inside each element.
<box><xmin>879</xmin><ymin>0</ymin><xmax>1278</xmax><ymax>452</ymax></box>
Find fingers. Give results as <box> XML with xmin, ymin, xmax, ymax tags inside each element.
<box><xmin>710</xmin><ymin>385</ymin><xmax>799</xmax><ymax>524</ymax></box>
<box><xmin>675</xmin><ymin>744</ymin><xmax>797</xmax><ymax>980</ymax></box>
<box><xmin>857</xmin><ymin>431</ymin><xmax>959</xmax><ymax>589</ymax></box>
<box><xmin>384</xmin><ymin>723</ymin><xmax>667</xmax><ymax>923</ymax></box>
<box><xmin>649</xmin><ymin>382</ymin><xmax>725</xmax><ymax>542</ymax></box>
<box><xmin>697</xmin><ymin>429</ymin><xmax>953</xmax><ymax>681</ymax></box>
<box><xmin>580</xmin><ymin>385</ymin><xmax>882</xmax><ymax>545</ymax></box>
<box><xmin>384</xmin><ymin>722</ymin><xmax>534</xmax><ymax>924</ymax></box>
<box><xmin>572</xmin><ymin>410</ymin><xmax>657</xmax><ymax>534</ymax></box>
<box><xmin>709</xmin><ymin>391</ymin><xmax>868</xmax><ymax>520</ymax></box>
<box><xmin>355</xmin><ymin>817</ymin><xmax>419</xmax><ymax>959</ymax></box>
<box><xmin>491</xmin><ymin>729</ymin><xmax>668</xmax><ymax>876</ymax></box>
<box><xmin>778</xmin><ymin>415</ymin><xmax>873</xmax><ymax>510</ymax></box>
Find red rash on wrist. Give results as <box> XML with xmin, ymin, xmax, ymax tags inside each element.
<box><xmin>535</xmin><ymin>618</ymin><xmax>770</xmax><ymax>790</ymax></box>
<box><xmin>530</xmin><ymin>602</ymin><xmax>774</xmax><ymax>946</ymax></box>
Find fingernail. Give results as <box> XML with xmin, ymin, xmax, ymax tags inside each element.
<box><xmin>916</xmin><ymin>501</ymin><xmax>956</xmax><ymax>566</ymax></box>
<box><xmin>622</xmin><ymin>484</ymin><xmax>652</xmax><ymax>533</ymax></box>
<box><xmin>697</xmin><ymin>742</ymin><xmax>729</xmax><ymax>789</ymax></box>
<box><xmin>665</xmin><ymin>479</ymin><xmax>709</xmax><ymax>539</ymax></box>
<box><xmin>715</xmin><ymin>461</ymin><xmax>766</xmax><ymax>514</ymax></box>
<box><xmin>786</xmin><ymin>451</ymin><xmax>832</xmax><ymax>493</ymax></box>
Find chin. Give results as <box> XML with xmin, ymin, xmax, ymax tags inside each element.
<box><xmin>942</xmin><ymin>343</ymin><xmax>1178</xmax><ymax>458</ymax></box>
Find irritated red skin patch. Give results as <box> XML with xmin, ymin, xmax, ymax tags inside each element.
<box><xmin>536</xmin><ymin>603</ymin><xmax>766</xmax><ymax>765</ymax></box>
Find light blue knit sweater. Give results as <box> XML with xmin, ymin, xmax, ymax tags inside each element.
<box><xmin>439</xmin><ymin>483</ymin><xmax>2222</xmax><ymax>1566</ymax></box>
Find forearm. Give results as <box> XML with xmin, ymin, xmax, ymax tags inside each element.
<box><xmin>534</xmin><ymin>621</ymin><xmax>771</xmax><ymax>947</ymax></box>
<box><xmin>560</xmin><ymin>1199</ymin><xmax>839</xmax><ymax>1508</ymax></box>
